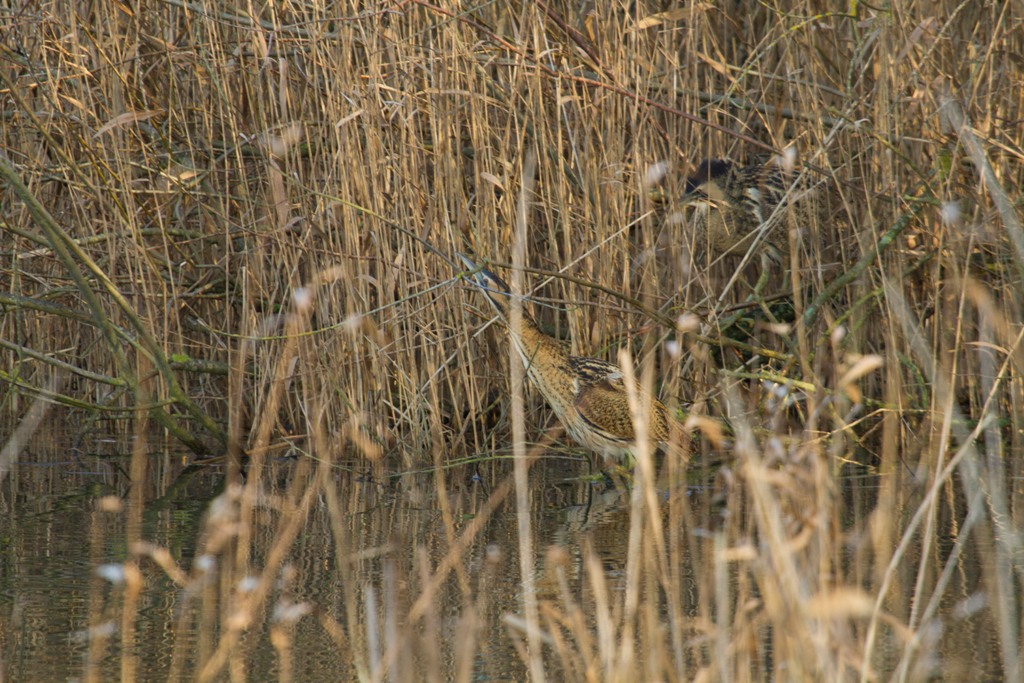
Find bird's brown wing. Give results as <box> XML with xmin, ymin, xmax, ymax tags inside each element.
<box><xmin>577</xmin><ymin>378</ymin><xmax>672</xmax><ymax>440</ymax></box>
<box><xmin>573</xmin><ymin>379</ymin><xmax>637</xmax><ymax>443</ymax></box>
<box><xmin>568</xmin><ymin>354</ymin><xmax>672</xmax><ymax>444</ymax></box>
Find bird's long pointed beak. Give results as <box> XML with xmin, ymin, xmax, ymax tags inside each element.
<box><xmin>456</xmin><ymin>252</ymin><xmax>478</xmax><ymax>272</ymax></box>
<box><xmin>457</xmin><ymin>253</ymin><xmax>488</xmax><ymax>287</ymax></box>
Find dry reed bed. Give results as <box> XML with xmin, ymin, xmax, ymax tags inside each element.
<box><xmin>1</xmin><ymin>0</ymin><xmax>1023</xmax><ymax>680</ymax></box>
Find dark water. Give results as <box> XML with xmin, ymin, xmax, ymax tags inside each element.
<box><xmin>0</xmin><ymin>425</ymin><xmax>1007</xmax><ymax>681</ymax></box>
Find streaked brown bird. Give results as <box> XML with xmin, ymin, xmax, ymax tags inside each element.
<box><xmin>682</xmin><ymin>158</ymin><xmax>826</xmax><ymax>267</ymax></box>
<box><xmin>458</xmin><ymin>254</ymin><xmax>678</xmax><ymax>465</ymax></box>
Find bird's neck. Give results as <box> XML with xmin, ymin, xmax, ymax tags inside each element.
<box><xmin>503</xmin><ymin>312</ymin><xmax>566</xmax><ymax>371</ymax></box>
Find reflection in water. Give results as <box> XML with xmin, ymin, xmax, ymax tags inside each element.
<box><xmin>0</xmin><ymin>427</ymin><xmax>1008</xmax><ymax>681</ymax></box>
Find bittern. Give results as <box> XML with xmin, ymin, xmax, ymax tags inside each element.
<box><xmin>459</xmin><ymin>254</ymin><xmax>676</xmax><ymax>465</ymax></box>
<box><xmin>681</xmin><ymin>158</ymin><xmax>827</xmax><ymax>278</ymax></box>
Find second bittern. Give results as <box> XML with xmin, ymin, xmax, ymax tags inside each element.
<box><xmin>459</xmin><ymin>254</ymin><xmax>679</xmax><ymax>465</ymax></box>
<box><xmin>673</xmin><ymin>157</ymin><xmax>836</xmax><ymax>301</ymax></box>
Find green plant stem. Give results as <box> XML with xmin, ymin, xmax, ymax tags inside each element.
<box><xmin>802</xmin><ymin>196</ymin><xmax>931</xmax><ymax>329</ymax></box>
<box><xmin>0</xmin><ymin>156</ymin><xmax>225</xmax><ymax>454</ymax></box>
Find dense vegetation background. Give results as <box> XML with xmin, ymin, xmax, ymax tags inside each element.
<box><xmin>2</xmin><ymin>1</ymin><xmax>1023</xmax><ymax>680</ymax></box>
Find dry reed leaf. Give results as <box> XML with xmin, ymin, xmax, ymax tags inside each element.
<box><xmin>837</xmin><ymin>354</ymin><xmax>883</xmax><ymax>394</ymax></box>
<box><xmin>480</xmin><ymin>171</ymin><xmax>505</xmax><ymax>190</ymax></box>
<box><xmin>965</xmin><ymin>341</ymin><xmax>1009</xmax><ymax>355</ymax></box>
<box><xmin>163</xmin><ymin>165</ymin><xmax>199</xmax><ymax>183</ymax></box>
<box><xmin>58</xmin><ymin>95</ymin><xmax>87</xmax><ymax>112</ymax></box>
<box><xmin>93</xmin><ymin>109</ymin><xmax>162</xmax><ymax>137</ymax></box>
<box><xmin>635</xmin><ymin>5</ymin><xmax>711</xmax><ymax>30</ymax></box>
<box><xmin>718</xmin><ymin>543</ymin><xmax>758</xmax><ymax>562</ymax></box>
<box><xmin>804</xmin><ymin>588</ymin><xmax>876</xmax><ymax>619</ymax></box>
<box><xmin>685</xmin><ymin>414</ymin><xmax>725</xmax><ymax>447</ymax></box>
<box><xmin>764</xmin><ymin>322</ymin><xmax>792</xmax><ymax>336</ymax></box>
<box><xmin>335</xmin><ymin>109</ymin><xmax>363</xmax><ymax>129</ymax></box>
